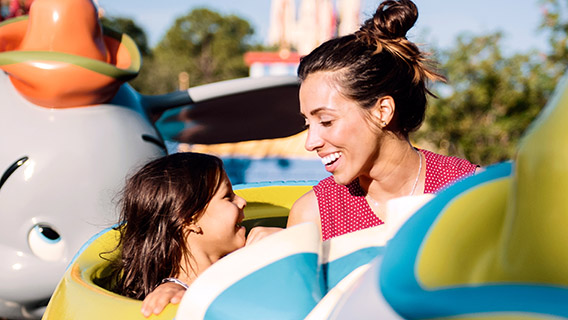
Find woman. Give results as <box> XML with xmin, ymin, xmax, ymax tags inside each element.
<box><xmin>99</xmin><ymin>152</ymin><xmax>247</xmax><ymax>317</ymax></box>
<box><xmin>287</xmin><ymin>0</ymin><xmax>477</xmax><ymax>240</ymax></box>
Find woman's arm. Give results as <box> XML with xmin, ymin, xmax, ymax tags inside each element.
<box><xmin>287</xmin><ymin>190</ymin><xmax>321</xmax><ymax>234</ymax></box>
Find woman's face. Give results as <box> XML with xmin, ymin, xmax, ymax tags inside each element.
<box><xmin>300</xmin><ymin>72</ymin><xmax>380</xmax><ymax>185</ymax></box>
<box><xmin>192</xmin><ymin>173</ymin><xmax>247</xmax><ymax>259</ymax></box>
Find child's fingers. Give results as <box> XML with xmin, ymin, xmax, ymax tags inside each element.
<box><xmin>170</xmin><ymin>289</ymin><xmax>186</xmax><ymax>304</ymax></box>
<box><xmin>141</xmin><ymin>282</ymin><xmax>187</xmax><ymax>317</ymax></box>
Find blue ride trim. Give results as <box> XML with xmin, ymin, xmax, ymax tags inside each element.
<box><xmin>323</xmin><ymin>246</ymin><xmax>385</xmax><ymax>291</ymax></box>
<box><xmin>379</xmin><ymin>162</ymin><xmax>568</xmax><ymax>318</ymax></box>
<box><xmin>205</xmin><ymin>252</ymin><xmax>324</xmax><ymax>320</ymax></box>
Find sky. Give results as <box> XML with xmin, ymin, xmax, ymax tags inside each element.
<box><xmin>96</xmin><ymin>0</ymin><xmax>549</xmax><ymax>54</ymax></box>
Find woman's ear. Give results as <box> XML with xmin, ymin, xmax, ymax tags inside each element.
<box><xmin>371</xmin><ymin>96</ymin><xmax>395</xmax><ymax>128</ymax></box>
<box><xmin>187</xmin><ymin>223</ymin><xmax>203</xmax><ymax>235</ymax></box>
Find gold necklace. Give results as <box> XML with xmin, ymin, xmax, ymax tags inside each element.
<box><xmin>367</xmin><ymin>148</ymin><xmax>422</xmax><ymax>207</ymax></box>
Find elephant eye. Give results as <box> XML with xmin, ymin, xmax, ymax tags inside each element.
<box><xmin>28</xmin><ymin>224</ymin><xmax>65</xmax><ymax>261</ymax></box>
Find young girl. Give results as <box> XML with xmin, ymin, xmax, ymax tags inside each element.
<box><xmin>100</xmin><ymin>152</ymin><xmax>247</xmax><ymax>317</ymax></box>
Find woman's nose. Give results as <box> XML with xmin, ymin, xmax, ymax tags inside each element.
<box><xmin>304</xmin><ymin>127</ymin><xmax>323</xmax><ymax>152</ymax></box>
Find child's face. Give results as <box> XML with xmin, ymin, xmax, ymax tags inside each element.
<box><xmin>192</xmin><ymin>173</ymin><xmax>247</xmax><ymax>259</ymax></box>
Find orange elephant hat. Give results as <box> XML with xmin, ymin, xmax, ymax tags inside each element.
<box><xmin>0</xmin><ymin>0</ymin><xmax>141</xmax><ymax>108</ymax></box>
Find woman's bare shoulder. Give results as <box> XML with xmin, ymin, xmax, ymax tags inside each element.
<box><xmin>287</xmin><ymin>189</ymin><xmax>320</xmax><ymax>229</ymax></box>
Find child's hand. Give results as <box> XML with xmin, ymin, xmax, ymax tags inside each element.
<box><xmin>141</xmin><ymin>282</ymin><xmax>186</xmax><ymax>318</ymax></box>
<box><xmin>246</xmin><ymin>226</ymin><xmax>283</xmax><ymax>245</ymax></box>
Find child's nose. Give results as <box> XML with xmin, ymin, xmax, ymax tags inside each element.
<box><xmin>236</xmin><ymin>195</ymin><xmax>246</xmax><ymax>209</ymax></box>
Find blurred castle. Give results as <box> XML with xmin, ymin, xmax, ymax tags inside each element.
<box><xmin>244</xmin><ymin>0</ymin><xmax>361</xmax><ymax>77</ymax></box>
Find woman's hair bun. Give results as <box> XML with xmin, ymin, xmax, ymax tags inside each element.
<box><xmin>359</xmin><ymin>0</ymin><xmax>418</xmax><ymax>41</ymax></box>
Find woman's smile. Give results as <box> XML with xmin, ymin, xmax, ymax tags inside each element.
<box><xmin>321</xmin><ymin>151</ymin><xmax>343</xmax><ymax>173</ymax></box>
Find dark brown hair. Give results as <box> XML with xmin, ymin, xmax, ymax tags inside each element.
<box><xmin>297</xmin><ymin>0</ymin><xmax>445</xmax><ymax>135</ymax></box>
<box><xmin>102</xmin><ymin>152</ymin><xmax>225</xmax><ymax>300</ymax></box>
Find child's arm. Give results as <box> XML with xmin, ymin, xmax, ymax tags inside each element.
<box><xmin>245</xmin><ymin>226</ymin><xmax>283</xmax><ymax>245</ymax></box>
<box><xmin>141</xmin><ymin>282</ymin><xmax>186</xmax><ymax>318</ymax></box>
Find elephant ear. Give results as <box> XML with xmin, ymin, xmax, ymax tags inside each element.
<box><xmin>145</xmin><ymin>76</ymin><xmax>304</xmax><ymax>145</ymax></box>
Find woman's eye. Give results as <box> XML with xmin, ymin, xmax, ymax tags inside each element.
<box><xmin>320</xmin><ymin>120</ymin><xmax>333</xmax><ymax>127</ymax></box>
<box><xmin>28</xmin><ymin>224</ymin><xmax>65</xmax><ymax>261</ymax></box>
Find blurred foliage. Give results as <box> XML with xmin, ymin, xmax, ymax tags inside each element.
<box><xmin>144</xmin><ymin>8</ymin><xmax>255</xmax><ymax>94</ymax></box>
<box><xmin>414</xmin><ymin>0</ymin><xmax>568</xmax><ymax>166</ymax></box>
<box><xmin>104</xmin><ymin>4</ymin><xmax>568</xmax><ymax>165</ymax></box>
<box><xmin>102</xmin><ymin>8</ymin><xmax>259</xmax><ymax>95</ymax></box>
<box><xmin>540</xmin><ymin>0</ymin><xmax>568</xmax><ymax>75</ymax></box>
<box><xmin>415</xmin><ymin>33</ymin><xmax>558</xmax><ymax>165</ymax></box>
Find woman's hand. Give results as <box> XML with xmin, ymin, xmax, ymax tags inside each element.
<box><xmin>246</xmin><ymin>226</ymin><xmax>282</xmax><ymax>245</ymax></box>
<box><xmin>141</xmin><ymin>282</ymin><xmax>186</xmax><ymax>318</ymax></box>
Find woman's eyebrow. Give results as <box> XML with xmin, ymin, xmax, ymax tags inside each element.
<box><xmin>310</xmin><ymin>107</ymin><xmax>330</xmax><ymax>116</ymax></box>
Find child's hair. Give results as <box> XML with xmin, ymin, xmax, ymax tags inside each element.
<box><xmin>298</xmin><ymin>0</ymin><xmax>445</xmax><ymax>136</ymax></box>
<box><xmin>102</xmin><ymin>152</ymin><xmax>225</xmax><ymax>299</ymax></box>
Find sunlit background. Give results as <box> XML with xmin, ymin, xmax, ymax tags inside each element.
<box><xmin>3</xmin><ymin>0</ymin><xmax>563</xmax><ymax>183</ymax></box>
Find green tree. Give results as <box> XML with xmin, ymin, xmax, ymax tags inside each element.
<box><xmin>415</xmin><ymin>33</ymin><xmax>556</xmax><ymax>165</ymax></box>
<box><xmin>147</xmin><ymin>8</ymin><xmax>255</xmax><ymax>94</ymax></box>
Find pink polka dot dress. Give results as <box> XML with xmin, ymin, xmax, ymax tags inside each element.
<box><xmin>314</xmin><ymin>149</ymin><xmax>478</xmax><ymax>241</ymax></box>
